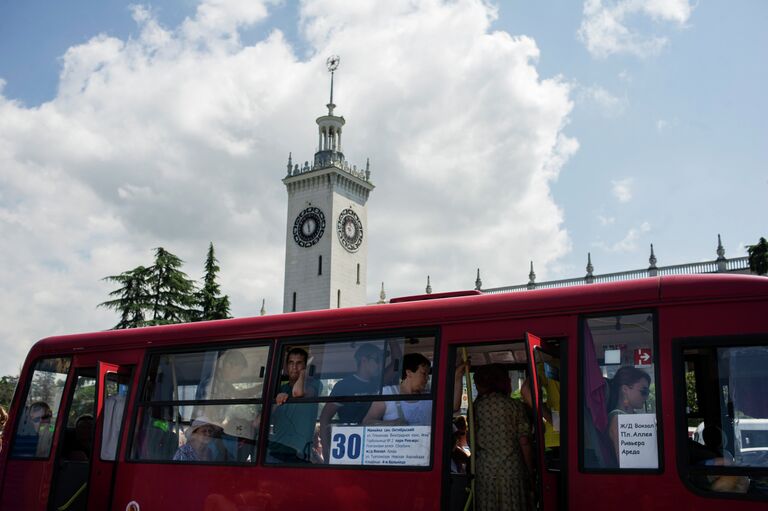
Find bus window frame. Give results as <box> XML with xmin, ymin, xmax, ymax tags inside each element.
<box><xmin>262</xmin><ymin>327</ymin><xmax>441</xmax><ymax>471</ymax></box>
<box><xmin>577</xmin><ymin>309</ymin><xmax>664</xmax><ymax>474</ymax></box>
<box><xmin>7</xmin><ymin>355</ymin><xmax>73</xmax><ymax>461</ymax></box>
<box><xmin>125</xmin><ymin>339</ymin><xmax>274</xmax><ymax>466</ymax></box>
<box><xmin>672</xmin><ymin>334</ymin><xmax>768</xmax><ymax>501</ymax></box>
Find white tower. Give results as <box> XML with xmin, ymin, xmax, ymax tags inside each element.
<box><xmin>282</xmin><ymin>56</ymin><xmax>374</xmax><ymax>312</ymax></box>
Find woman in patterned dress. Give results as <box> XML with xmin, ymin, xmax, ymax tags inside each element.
<box><xmin>473</xmin><ymin>364</ymin><xmax>533</xmax><ymax>511</ymax></box>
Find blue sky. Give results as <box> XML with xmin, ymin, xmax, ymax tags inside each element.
<box><xmin>0</xmin><ymin>0</ymin><xmax>765</xmax><ymax>374</ymax></box>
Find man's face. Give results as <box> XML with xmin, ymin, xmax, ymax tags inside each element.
<box><xmin>30</xmin><ymin>408</ymin><xmax>52</xmax><ymax>433</ymax></box>
<box><xmin>360</xmin><ymin>354</ymin><xmax>381</xmax><ymax>380</ymax></box>
<box><xmin>222</xmin><ymin>361</ymin><xmax>245</xmax><ymax>382</ymax></box>
<box><xmin>285</xmin><ymin>353</ymin><xmax>307</xmax><ymax>381</ymax></box>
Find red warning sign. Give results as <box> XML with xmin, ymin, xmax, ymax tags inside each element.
<box><xmin>634</xmin><ymin>349</ymin><xmax>652</xmax><ymax>366</ymax></box>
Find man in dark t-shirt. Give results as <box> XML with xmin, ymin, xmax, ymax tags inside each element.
<box><xmin>318</xmin><ymin>344</ymin><xmax>383</xmax><ymax>460</ymax></box>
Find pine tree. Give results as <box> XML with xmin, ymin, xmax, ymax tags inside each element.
<box><xmin>99</xmin><ymin>266</ymin><xmax>151</xmax><ymax>329</ymax></box>
<box><xmin>196</xmin><ymin>242</ymin><xmax>231</xmax><ymax>321</ymax></box>
<box><xmin>146</xmin><ymin>247</ymin><xmax>198</xmax><ymax>325</ymax></box>
<box><xmin>747</xmin><ymin>237</ymin><xmax>768</xmax><ymax>276</ymax></box>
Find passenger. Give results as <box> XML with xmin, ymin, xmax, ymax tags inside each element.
<box><xmin>173</xmin><ymin>416</ymin><xmax>225</xmax><ymax>462</ymax></box>
<box><xmin>197</xmin><ymin>350</ymin><xmax>251</xmax><ymax>400</ymax></box>
<box><xmin>267</xmin><ymin>347</ymin><xmax>322</xmax><ymax>463</ymax></box>
<box><xmin>12</xmin><ymin>401</ymin><xmax>53</xmax><ymax>457</ymax></box>
<box><xmin>473</xmin><ymin>364</ymin><xmax>532</xmax><ymax>511</ymax></box>
<box><xmin>451</xmin><ymin>415</ymin><xmax>471</xmax><ymax>474</ymax></box>
<box><xmin>318</xmin><ymin>344</ymin><xmax>383</xmax><ymax>458</ymax></box>
<box><xmin>607</xmin><ymin>366</ymin><xmax>651</xmax><ymax>460</ymax></box>
<box><xmin>696</xmin><ymin>424</ymin><xmax>749</xmax><ymax>493</ymax></box>
<box><xmin>64</xmin><ymin>414</ymin><xmax>95</xmax><ymax>461</ymax></box>
<box><xmin>362</xmin><ymin>353</ymin><xmax>466</xmax><ymax>426</ymax></box>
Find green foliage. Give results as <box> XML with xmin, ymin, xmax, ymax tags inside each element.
<box><xmin>195</xmin><ymin>242</ymin><xmax>231</xmax><ymax>321</ymax></box>
<box><xmin>747</xmin><ymin>237</ymin><xmax>768</xmax><ymax>276</ymax></box>
<box><xmin>685</xmin><ymin>370</ymin><xmax>699</xmax><ymax>414</ymax></box>
<box><xmin>99</xmin><ymin>266</ymin><xmax>151</xmax><ymax>329</ymax></box>
<box><xmin>145</xmin><ymin>248</ymin><xmax>198</xmax><ymax>325</ymax></box>
<box><xmin>0</xmin><ymin>375</ymin><xmax>19</xmax><ymax>409</ymax></box>
<box><xmin>100</xmin><ymin>245</ymin><xmax>232</xmax><ymax>329</ymax></box>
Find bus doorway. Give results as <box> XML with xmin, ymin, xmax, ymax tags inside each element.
<box><xmin>446</xmin><ymin>340</ymin><xmax>562</xmax><ymax>511</ymax></box>
<box><xmin>47</xmin><ymin>362</ymin><xmax>133</xmax><ymax>511</ymax></box>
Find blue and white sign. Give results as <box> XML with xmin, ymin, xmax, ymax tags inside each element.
<box><xmin>329</xmin><ymin>425</ymin><xmax>431</xmax><ymax>466</ymax></box>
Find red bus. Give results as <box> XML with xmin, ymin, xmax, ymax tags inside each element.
<box><xmin>1</xmin><ymin>274</ymin><xmax>767</xmax><ymax>510</ymax></box>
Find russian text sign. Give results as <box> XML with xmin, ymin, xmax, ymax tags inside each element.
<box><xmin>617</xmin><ymin>413</ymin><xmax>658</xmax><ymax>469</ymax></box>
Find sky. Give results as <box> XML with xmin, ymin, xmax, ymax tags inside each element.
<box><xmin>0</xmin><ymin>0</ymin><xmax>765</xmax><ymax>375</ymax></box>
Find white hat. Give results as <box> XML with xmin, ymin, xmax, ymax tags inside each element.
<box><xmin>186</xmin><ymin>416</ymin><xmax>222</xmax><ymax>439</ymax></box>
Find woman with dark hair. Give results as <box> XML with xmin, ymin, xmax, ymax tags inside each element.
<box><xmin>607</xmin><ymin>366</ymin><xmax>651</xmax><ymax>460</ymax></box>
<box><xmin>473</xmin><ymin>364</ymin><xmax>532</xmax><ymax>511</ymax></box>
<box><xmin>364</xmin><ymin>353</ymin><xmax>433</xmax><ymax>425</ymax></box>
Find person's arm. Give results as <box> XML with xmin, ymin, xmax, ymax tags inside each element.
<box><xmin>292</xmin><ymin>368</ymin><xmax>307</xmax><ymax>398</ymax></box>
<box><xmin>609</xmin><ymin>414</ymin><xmax>620</xmax><ymax>461</ymax></box>
<box><xmin>362</xmin><ymin>401</ymin><xmax>387</xmax><ymax>425</ymax></box>
<box><xmin>382</xmin><ymin>340</ymin><xmax>403</xmax><ymax>385</ymax></box>
<box><xmin>519</xmin><ymin>435</ymin><xmax>533</xmax><ymax>476</ymax></box>
<box><xmin>318</xmin><ymin>402</ymin><xmax>340</xmax><ymax>462</ymax></box>
<box><xmin>453</xmin><ymin>361</ymin><xmax>469</xmax><ymax>412</ymax></box>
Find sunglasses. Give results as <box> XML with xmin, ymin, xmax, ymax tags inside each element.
<box><xmin>637</xmin><ymin>387</ymin><xmax>650</xmax><ymax>397</ymax></box>
<box><xmin>31</xmin><ymin>414</ymin><xmax>52</xmax><ymax>423</ymax></box>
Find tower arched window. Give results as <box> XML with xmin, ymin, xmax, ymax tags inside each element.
<box><xmin>337</xmin><ymin>290</ymin><xmax>341</xmax><ymax>309</ymax></box>
<box><xmin>356</xmin><ymin>263</ymin><xmax>360</xmax><ymax>285</ymax></box>
<box><xmin>292</xmin><ymin>292</ymin><xmax>297</xmax><ymax>312</ymax></box>
<box><xmin>318</xmin><ymin>255</ymin><xmax>323</xmax><ymax>276</ymax></box>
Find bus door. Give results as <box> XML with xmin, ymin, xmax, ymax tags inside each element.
<box><xmin>526</xmin><ymin>333</ymin><xmax>563</xmax><ymax>511</ymax></box>
<box><xmin>86</xmin><ymin>362</ymin><xmax>133</xmax><ymax>510</ymax></box>
<box><xmin>48</xmin><ymin>362</ymin><xmax>133</xmax><ymax>511</ymax></box>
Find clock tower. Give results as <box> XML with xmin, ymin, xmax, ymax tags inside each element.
<box><xmin>282</xmin><ymin>56</ymin><xmax>374</xmax><ymax>312</ymax></box>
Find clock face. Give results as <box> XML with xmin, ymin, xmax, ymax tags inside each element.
<box><xmin>293</xmin><ymin>207</ymin><xmax>325</xmax><ymax>247</ymax></box>
<box><xmin>337</xmin><ymin>208</ymin><xmax>363</xmax><ymax>252</ymax></box>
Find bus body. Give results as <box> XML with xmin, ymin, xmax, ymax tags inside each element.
<box><xmin>0</xmin><ymin>274</ymin><xmax>766</xmax><ymax>510</ymax></box>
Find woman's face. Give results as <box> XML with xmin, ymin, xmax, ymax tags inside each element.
<box><xmin>406</xmin><ymin>364</ymin><xmax>430</xmax><ymax>393</ymax></box>
<box><xmin>625</xmin><ymin>379</ymin><xmax>650</xmax><ymax>410</ymax></box>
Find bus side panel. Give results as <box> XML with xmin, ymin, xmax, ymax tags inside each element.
<box><xmin>0</xmin><ymin>461</ymin><xmax>50</xmax><ymax>510</ymax></box>
<box><xmin>567</xmin><ymin>298</ymin><xmax>768</xmax><ymax>511</ymax></box>
<box><xmin>110</xmin><ymin>461</ymin><xmax>444</xmax><ymax>510</ymax></box>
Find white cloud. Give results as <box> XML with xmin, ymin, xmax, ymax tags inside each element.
<box><xmin>611</xmin><ymin>177</ymin><xmax>634</xmax><ymax>202</ymax></box>
<box><xmin>0</xmin><ymin>0</ymin><xmax>577</xmax><ymax>374</ymax></box>
<box><xmin>578</xmin><ymin>0</ymin><xmax>694</xmax><ymax>58</ymax></box>
<box><xmin>578</xmin><ymin>84</ymin><xmax>627</xmax><ymax>116</ymax></box>
<box><xmin>593</xmin><ymin>221</ymin><xmax>651</xmax><ymax>253</ymax></box>
<box><xmin>598</xmin><ymin>214</ymin><xmax>615</xmax><ymax>226</ymax></box>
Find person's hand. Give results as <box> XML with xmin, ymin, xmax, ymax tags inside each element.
<box><xmin>455</xmin><ymin>359</ymin><xmax>470</xmax><ymax>379</ymax></box>
<box><xmin>275</xmin><ymin>392</ymin><xmax>289</xmax><ymax>405</ymax></box>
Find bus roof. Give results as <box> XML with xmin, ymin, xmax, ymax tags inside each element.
<box><xmin>27</xmin><ymin>273</ymin><xmax>768</xmax><ymax>356</ymax></box>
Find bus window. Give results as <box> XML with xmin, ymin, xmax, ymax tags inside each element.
<box><xmin>131</xmin><ymin>345</ymin><xmax>269</xmax><ymax>464</ymax></box>
<box><xmin>681</xmin><ymin>342</ymin><xmax>768</xmax><ymax>498</ymax></box>
<box><xmin>267</xmin><ymin>335</ymin><xmax>436</xmax><ymax>467</ymax></box>
<box><xmin>10</xmin><ymin>357</ymin><xmax>70</xmax><ymax>458</ymax></box>
<box><xmin>581</xmin><ymin>313</ymin><xmax>659</xmax><ymax>470</ymax></box>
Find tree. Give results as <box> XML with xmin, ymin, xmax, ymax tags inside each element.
<box><xmin>747</xmin><ymin>237</ymin><xmax>768</xmax><ymax>276</ymax></box>
<box><xmin>146</xmin><ymin>247</ymin><xmax>198</xmax><ymax>325</ymax></box>
<box><xmin>0</xmin><ymin>375</ymin><xmax>19</xmax><ymax>409</ymax></box>
<box><xmin>195</xmin><ymin>242</ymin><xmax>231</xmax><ymax>321</ymax></box>
<box><xmin>99</xmin><ymin>266</ymin><xmax>151</xmax><ymax>329</ymax></box>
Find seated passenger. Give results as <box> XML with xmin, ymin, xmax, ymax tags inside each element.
<box><xmin>64</xmin><ymin>414</ymin><xmax>95</xmax><ymax>461</ymax></box>
<box><xmin>607</xmin><ymin>367</ymin><xmax>651</xmax><ymax>461</ymax></box>
<box><xmin>12</xmin><ymin>401</ymin><xmax>53</xmax><ymax>457</ymax></box>
<box><xmin>451</xmin><ymin>415</ymin><xmax>471</xmax><ymax>473</ymax></box>
<box><xmin>173</xmin><ymin>416</ymin><xmax>225</xmax><ymax>462</ymax></box>
<box><xmin>267</xmin><ymin>348</ymin><xmax>322</xmax><ymax>463</ymax></box>
<box><xmin>318</xmin><ymin>344</ymin><xmax>383</xmax><ymax>459</ymax></box>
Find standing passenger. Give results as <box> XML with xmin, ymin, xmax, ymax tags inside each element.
<box><xmin>474</xmin><ymin>364</ymin><xmax>532</xmax><ymax>511</ymax></box>
<box><xmin>267</xmin><ymin>347</ymin><xmax>321</xmax><ymax>463</ymax></box>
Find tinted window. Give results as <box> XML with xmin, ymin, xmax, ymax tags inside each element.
<box><xmin>581</xmin><ymin>313</ymin><xmax>660</xmax><ymax>470</ymax></box>
<box><xmin>131</xmin><ymin>345</ymin><xmax>269</xmax><ymax>464</ymax></box>
<box><xmin>267</xmin><ymin>335</ymin><xmax>437</xmax><ymax>467</ymax></box>
<box><xmin>681</xmin><ymin>343</ymin><xmax>768</xmax><ymax>498</ymax></box>
<box><xmin>10</xmin><ymin>357</ymin><xmax>71</xmax><ymax>458</ymax></box>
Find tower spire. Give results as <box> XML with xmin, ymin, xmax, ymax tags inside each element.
<box><xmin>326</xmin><ymin>55</ymin><xmax>340</xmax><ymax>116</ymax></box>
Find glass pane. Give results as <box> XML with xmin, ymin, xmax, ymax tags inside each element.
<box><xmin>11</xmin><ymin>357</ymin><xmax>71</xmax><ymax>458</ymax></box>
<box><xmin>683</xmin><ymin>344</ymin><xmax>768</xmax><ymax>497</ymax></box>
<box><xmin>581</xmin><ymin>314</ymin><xmax>659</xmax><ymax>470</ymax></box>
<box><xmin>533</xmin><ymin>347</ymin><xmax>561</xmax><ymax>466</ymax></box>
<box><xmin>101</xmin><ymin>372</ymin><xmax>130</xmax><ymax>461</ymax></box>
<box><xmin>142</xmin><ymin>346</ymin><xmax>269</xmax><ymax>403</ymax></box>
<box><xmin>61</xmin><ymin>374</ymin><xmax>96</xmax><ymax>461</ymax></box>
<box><xmin>268</xmin><ymin>335</ymin><xmax>437</xmax><ymax>467</ymax></box>
<box><xmin>131</xmin><ymin>404</ymin><xmax>261</xmax><ymax>463</ymax></box>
